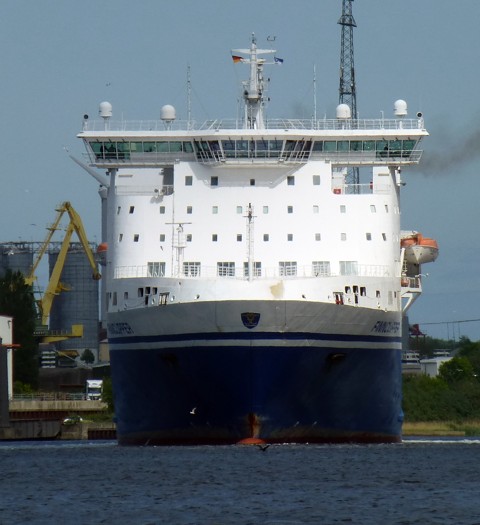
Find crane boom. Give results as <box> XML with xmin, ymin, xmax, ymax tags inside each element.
<box><xmin>25</xmin><ymin>202</ymin><xmax>101</xmax><ymax>326</ymax></box>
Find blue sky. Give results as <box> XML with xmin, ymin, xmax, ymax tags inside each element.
<box><xmin>1</xmin><ymin>0</ymin><xmax>479</xmax><ymax>341</ymax></box>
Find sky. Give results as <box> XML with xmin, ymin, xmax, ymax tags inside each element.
<box><xmin>1</xmin><ymin>0</ymin><xmax>479</xmax><ymax>342</ymax></box>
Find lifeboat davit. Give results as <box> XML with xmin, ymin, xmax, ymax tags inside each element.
<box><xmin>96</xmin><ymin>242</ymin><xmax>108</xmax><ymax>266</ymax></box>
<box><xmin>401</xmin><ymin>233</ymin><xmax>438</xmax><ymax>265</ymax></box>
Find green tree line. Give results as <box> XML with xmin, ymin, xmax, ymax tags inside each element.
<box><xmin>403</xmin><ymin>336</ymin><xmax>480</xmax><ymax>421</ymax></box>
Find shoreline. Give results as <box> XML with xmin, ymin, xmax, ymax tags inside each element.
<box><xmin>402</xmin><ymin>421</ymin><xmax>480</xmax><ymax>437</ymax></box>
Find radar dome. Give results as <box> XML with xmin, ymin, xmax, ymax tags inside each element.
<box><xmin>394</xmin><ymin>99</ymin><xmax>407</xmax><ymax>117</ymax></box>
<box><xmin>99</xmin><ymin>101</ymin><xmax>113</xmax><ymax>118</ymax></box>
<box><xmin>161</xmin><ymin>104</ymin><xmax>176</xmax><ymax>122</ymax></box>
<box><xmin>336</xmin><ymin>104</ymin><xmax>351</xmax><ymax>119</ymax></box>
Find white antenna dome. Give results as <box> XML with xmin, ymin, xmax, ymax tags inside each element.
<box><xmin>336</xmin><ymin>104</ymin><xmax>351</xmax><ymax>119</ymax></box>
<box><xmin>394</xmin><ymin>99</ymin><xmax>407</xmax><ymax>117</ymax></box>
<box><xmin>99</xmin><ymin>101</ymin><xmax>113</xmax><ymax>118</ymax></box>
<box><xmin>161</xmin><ymin>104</ymin><xmax>176</xmax><ymax>122</ymax></box>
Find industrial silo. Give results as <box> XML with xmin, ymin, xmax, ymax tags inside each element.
<box><xmin>0</xmin><ymin>242</ymin><xmax>34</xmax><ymax>279</ymax></box>
<box><xmin>48</xmin><ymin>242</ymin><xmax>100</xmax><ymax>362</ymax></box>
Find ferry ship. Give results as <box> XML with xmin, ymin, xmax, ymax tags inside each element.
<box><xmin>78</xmin><ymin>35</ymin><xmax>430</xmax><ymax>445</ymax></box>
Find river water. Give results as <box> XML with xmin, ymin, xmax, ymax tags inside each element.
<box><xmin>1</xmin><ymin>439</ymin><xmax>479</xmax><ymax>524</ymax></box>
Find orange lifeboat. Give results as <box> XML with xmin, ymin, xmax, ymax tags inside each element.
<box><xmin>401</xmin><ymin>233</ymin><xmax>438</xmax><ymax>265</ymax></box>
<box><xmin>97</xmin><ymin>242</ymin><xmax>108</xmax><ymax>266</ymax></box>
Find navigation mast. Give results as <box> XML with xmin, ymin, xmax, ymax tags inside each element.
<box><xmin>338</xmin><ymin>0</ymin><xmax>360</xmax><ymax>186</ymax></box>
<box><xmin>232</xmin><ymin>34</ymin><xmax>276</xmax><ymax>130</ymax></box>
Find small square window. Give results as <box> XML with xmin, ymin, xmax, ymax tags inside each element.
<box><xmin>313</xmin><ymin>175</ymin><xmax>320</xmax><ymax>186</ymax></box>
<box><xmin>134</xmin><ymin>234</ymin><xmax>139</xmax><ymax>242</ymax></box>
<box><xmin>159</xmin><ymin>234</ymin><xmax>165</xmax><ymax>242</ymax></box>
<box><xmin>263</xmin><ymin>206</ymin><xmax>269</xmax><ymax>214</ymax></box>
<box><xmin>341</xmin><ymin>233</ymin><xmax>347</xmax><ymax>241</ymax></box>
<box><xmin>187</xmin><ymin>206</ymin><xmax>193</xmax><ymax>214</ymax></box>
<box><xmin>211</xmin><ymin>176</ymin><xmax>218</xmax><ymax>186</ymax></box>
<box><xmin>370</xmin><ymin>205</ymin><xmax>377</xmax><ymax>213</ymax></box>
<box><xmin>250</xmin><ymin>179</ymin><xmax>255</xmax><ymax>186</ymax></box>
<box><xmin>263</xmin><ymin>234</ymin><xmax>269</xmax><ymax>242</ymax></box>
<box><xmin>287</xmin><ymin>176</ymin><xmax>295</xmax><ymax>186</ymax></box>
<box><xmin>124</xmin><ymin>291</ymin><xmax>128</xmax><ymax>300</ymax></box>
<box><xmin>382</xmin><ymin>233</ymin><xmax>387</xmax><ymax>241</ymax></box>
<box><xmin>129</xmin><ymin>206</ymin><xmax>135</xmax><ymax>214</ymax></box>
<box><xmin>287</xmin><ymin>206</ymin><xmax>293</xmax><ymax>214</ymax></box>
<box><xmin>237</xmin><ymin>234</ymin><xmax>242</xmax><ymax>242</ymax></box>
<box><xmin>212</xmin><ymin>234</ymin><xmax>218</xmax><ymax>242</ymax></box>
<box><xmin>185</xmin><ymin>175</ymin><xmax>193</xmax><ymax>186</ymax></box>
<box><xmin>159</xmin><ymin>206</ymin><xmax>165</xmax><ymax>214</ymax></box>
<box><xmin>287</xmin><ymin>233</ymin><xmax>293</xmax><ymax>241</ymax></box>
<box><xmin>212</xmin><ymin>206</ymin><xmax>218</xmax><ymax>214</ymax></box>
<box><xmin>186</xmin><ymin>234</ymin><xmax>192</xmax><ymax>242</ymax></box>
<box><xmin>315</xmin><ymin>233</ymin><xmax>321</xmax><ymax>241</ymax></box>
<box><xmin>340</xmin><ymin>205</ymin><xmax>346</xmax><ymax>213</ymax></box>
<box><xmin>236</xmin><ymin>206</ymin><xmax>243</xmax><ymax>214</ymax></box>
<box><xmin>366</xmin><ymin>233</ymin><xmax>372</xmax><ymax>241</ymax></box>
<box><xmin>313</xmin><ymin>205</ymin><xmax>319</xmax><ymax>214</ymax></box>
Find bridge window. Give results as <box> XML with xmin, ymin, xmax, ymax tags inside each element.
<box><xmin>279</xmin><ymin>261</ymin><xmax>297</xmax><ymax>276</ymax></box>
<box><xmin>147</xmin><ymin>262</ymin><xmax>165</xmax><ymax>277</ymax></box>
<box><xmin>244</xmin><ymin>261</ymin><xmax>262</xmax><ymax>277</ymax></box>
<box><xmin>312</xmin><ymin>261</ymin><xmax>330</xmax><ymax>276</ymax></box>
<box><xmin>183</xmin><ymin>262</ymin><xmax>201</xmax><ymax>277</ymax></box>
<box><xmin>340</xmin><ymin>261</ymin><xmax>358</xmax><ymax>276</ymax></box>
<box><xmin>217</xmin><ymin>262</ymin><xmax>235</xmax><ymax>277</ymax></box>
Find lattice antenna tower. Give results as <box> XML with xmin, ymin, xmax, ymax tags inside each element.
<box><xmin>338</xmin><ymin>0</ymin><xmax>359</xmax><ymax>186</ymax></box>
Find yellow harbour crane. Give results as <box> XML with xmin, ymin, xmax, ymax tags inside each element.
<box><xmin>24</xmin><ymin>202</ymin><xmax>101</xmax><ymax>343</ymax></box>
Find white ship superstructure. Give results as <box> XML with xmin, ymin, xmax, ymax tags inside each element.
<box><xmin>78</xmin><ymin>36</ymin><xmax>429</xmax><ymax>445</ymax></box>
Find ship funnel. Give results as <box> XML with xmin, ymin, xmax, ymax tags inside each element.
<box><xmin>336</xmin><ymin>104</ymin><xmax>351</xmax><ymax>119</ymax></box>
<box><xmin>394</xmin><ymin>99</ymin><xmax>407</xmax><ymax>117</ymax></box>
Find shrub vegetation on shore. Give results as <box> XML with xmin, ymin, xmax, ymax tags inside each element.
<box><xmin>403</xmin><ymin>336</ymin><xmax>480</xmax><ymax>423</ymax></box>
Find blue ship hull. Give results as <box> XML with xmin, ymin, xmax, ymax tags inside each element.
<box><xmin>110</xmin><ymin>339</ymin><xmax>403</xmax><ymax>445</ymax></box>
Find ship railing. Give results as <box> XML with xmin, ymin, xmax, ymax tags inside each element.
<box><xmin>81</xmin><ymin>117</ymin><xmax>425</xmax><ymax>133</ymax></box>
<box><xmin>333</xmin><ymin>183</ymin><xmax>392</xmax><ymax>195</ymax></box>
<box><xmin>114</xmin><ymin>264</ymin><xmax>390</xmax><ymax>280</ymax></box>
<box><xmin>12</xmin><ymin>392</ymin><xmax>87</xmax><ymax>401</ymax></box>
<box><xmin>115</xmin><ymin>185</ymin><xmax>174</xmax><ymax>196</ymax></box>
<box><xmin>401</xmin><ymin>276</ymin><xmax>421</xmax><ymax>289</ymax></box>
